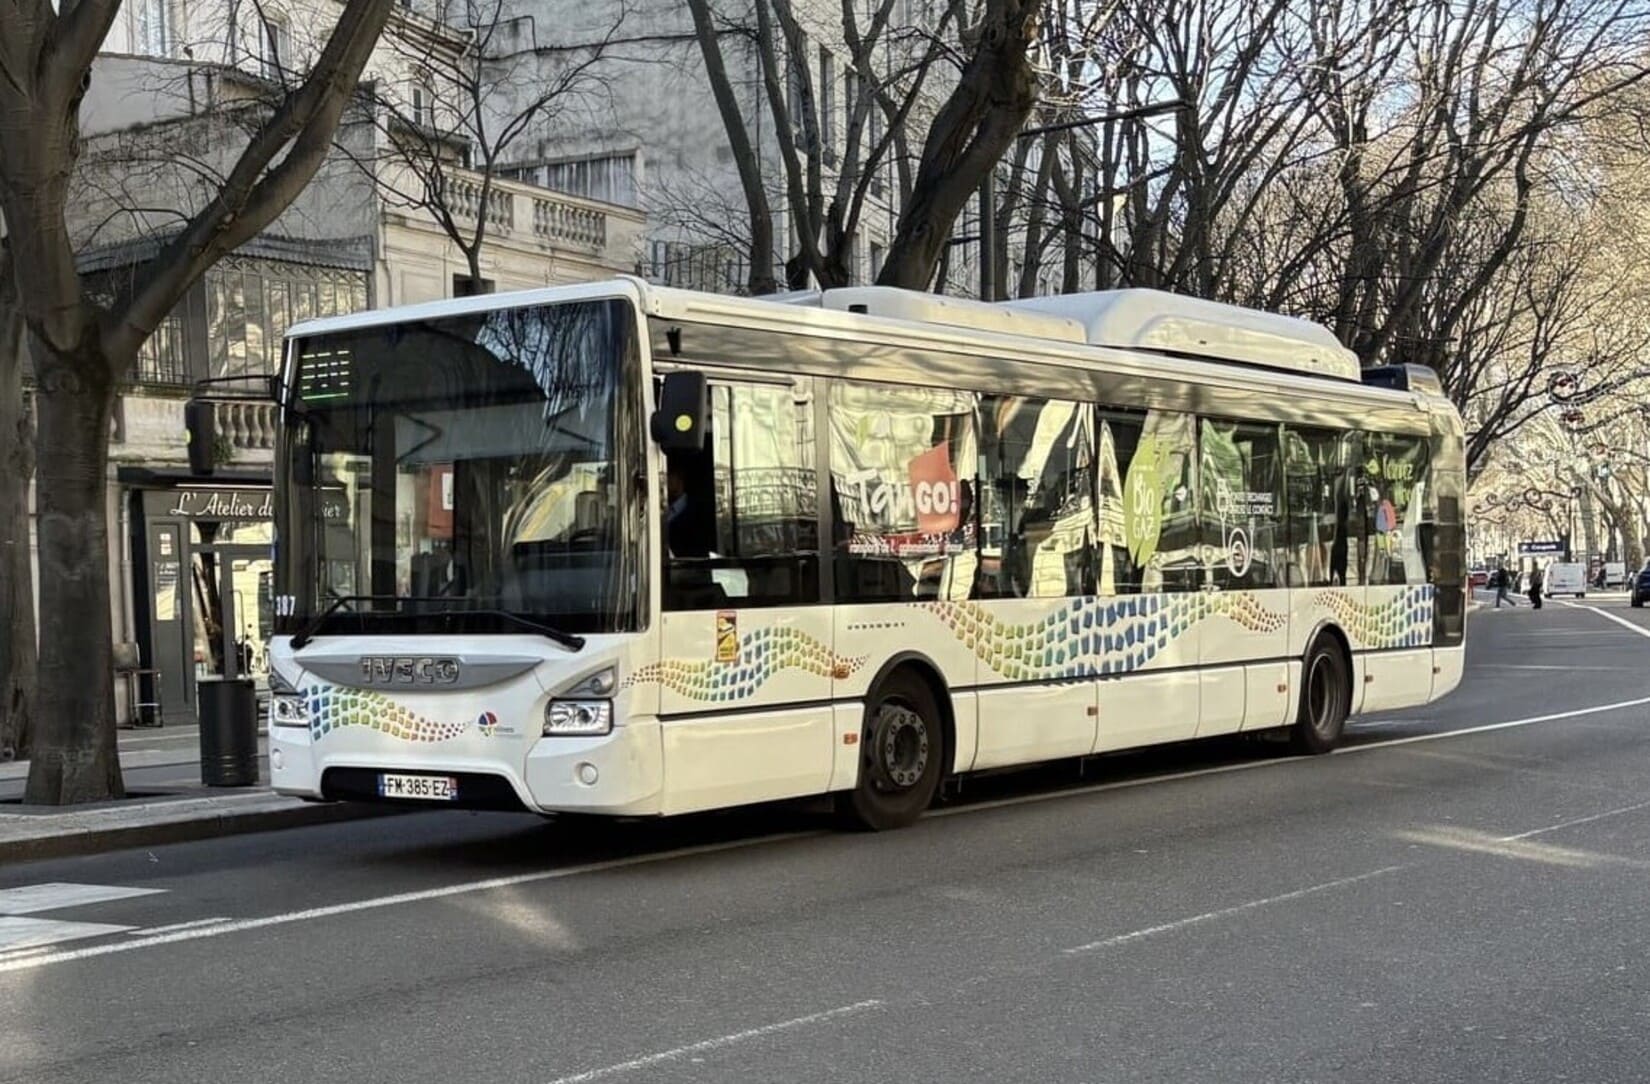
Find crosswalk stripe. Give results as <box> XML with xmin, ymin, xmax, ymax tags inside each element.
<box><xmin>0</xmin><ymin>882</ymin><xmax>165</xmax><ymax>916</ymax></box>
<box><xmin>0</xmin><ymin>916</ymin><xmax>134</xmax><ymax>952</ymax></box>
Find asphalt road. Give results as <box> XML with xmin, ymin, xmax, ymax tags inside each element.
<box><xmin>4</xmin><ymin>598</ymin><xmax>1650</xmax><ymax>1084</ymax></box>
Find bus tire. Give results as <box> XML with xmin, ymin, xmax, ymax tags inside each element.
<box><xmin>1290</xmin><ymin>636</ymin><xmax>1349</xmax><ymax>755</ymax></box>
<box><xmin>838</xmin><ymin>670</ymin><xmax>944</xmax><ymax>831</ymax></box>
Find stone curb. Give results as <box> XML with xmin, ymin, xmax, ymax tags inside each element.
<box><xmin>0</xmin><ymin>792</ymin><xmax>405</xmax><ymax>864</ymax></box>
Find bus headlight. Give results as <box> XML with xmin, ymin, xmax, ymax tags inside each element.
<box><xmin>544</xmin><ymin>700</ymin><xmax>612</xmax><ymax>736</ymax></box>
<box><xmin>544</xmin><ymin>667</ymin><xmax>617</xmax><ymax>736</ymax></box>
<box><xmin>269</xmin><ymin>669</ymin><xmax>308</xmax><ymax>729</ymax></box>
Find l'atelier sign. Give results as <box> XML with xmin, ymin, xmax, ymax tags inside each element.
<box><xmin>166</xmin><ymin>488</ymin><xmax>273</xmax><ymax>519</ymax></box>
<box><xmin>160</xmin><ymin>488</ymin><xmax>349</xmax><ymax>520</ymax></box>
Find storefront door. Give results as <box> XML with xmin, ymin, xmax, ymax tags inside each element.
<box><xmin>192</xmin><ymin>545</ymin><xmax>275</xmax><ymax>686</ymax></box>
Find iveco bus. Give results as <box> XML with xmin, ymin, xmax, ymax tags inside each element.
<box><xmin>266</xmin><ymin>279</ymin><xmax>1465</xmax><ymax>829</ymax></box>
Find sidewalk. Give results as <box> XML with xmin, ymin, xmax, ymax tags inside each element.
<box><xmin>0</xmin><ymin>724</ymin><xmax>396</xmax><ymax>863</ymax></box>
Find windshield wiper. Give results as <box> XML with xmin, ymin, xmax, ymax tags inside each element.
<box><xmin>289</xmin><ymin>596</ymin><xmax>586</xmax><ymax>652</ymax></box>
<box><xmin>289</xmin><ymin>595</ymin><xmax>404</xmax><ymax>650</ymax></box>
<box><xmin>420</xmin><ymin>606</ymin><xmax>586</xmax><ymax>652</ymax></box>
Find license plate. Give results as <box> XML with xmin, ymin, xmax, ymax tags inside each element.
<box><xmin>378</xmin><ymin>773</ymin><xmax>459</xmax><ymax>801</ymax></box>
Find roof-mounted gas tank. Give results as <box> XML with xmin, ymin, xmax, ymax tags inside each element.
<box><xmin>816</xmin><ymin>286</ymin><xmax>1088</xmax><ymax>344</ymax></box>
<box><xmin>1002</xmin><ymin>288</ymin><xmax>1362</xmax><ymax>382</ymax></box>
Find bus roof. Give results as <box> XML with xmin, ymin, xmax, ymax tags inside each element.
<box><xmin>286</xmin><ymin>276</ymin><xmax>1364</xmax><ymax>389</ymax></box>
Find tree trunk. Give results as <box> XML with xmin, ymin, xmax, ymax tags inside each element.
<box><xmin>686</xmin><ymin>0</ymin><xmax>779</xmax><ymax>295</ymax></box>
<box><xmin>0</xmin><ymin>284</ymin><xmax>35</xmax><ymax>762</ymax></box>
<box><xmin>24</xmin><ymin>347</ymin><xmax>122</xmax><ymax>803</ymax></box>
<box><xmin>875</xmin><ymin>0</ymin><xmax>1040</xmax><ymax>291</ymax></box>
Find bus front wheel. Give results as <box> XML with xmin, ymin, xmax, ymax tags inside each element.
<box><xmin>1290</xmin><ymin>637</ymin><xmax>1349</xmax><ymax>755</ymax></box>
<box><xmin>838</xmin><ymin>671</ymin><xmax>944</xmax><ymax>831</ymax></box>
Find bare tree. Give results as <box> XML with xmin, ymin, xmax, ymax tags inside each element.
<box><xmin>362</xmin><ymin>0</ymin><xmax>633</xmax><ymax>293</ymax></box>
<box><xmin>0</xmin><ymin>0</ymin><xmax>394</xmax><ymax>803</ymax></box>
<box><xmin>685</xmin><ymin>0</ymin><xmax>781</xmax><ymax>294</ymax></box>
<box><xmin>877</xmin><ymin>0</ymin><xmax>1045</xmax><ymax>289</ymax></box>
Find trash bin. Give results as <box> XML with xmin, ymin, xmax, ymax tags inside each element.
<box><xmin>198</xmin><ymin>677</ymin><xmax>258</xmax><ymax>787</ymax></box>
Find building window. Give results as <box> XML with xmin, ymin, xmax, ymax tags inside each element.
<box><xmin>868</xmin><ymin>98</ymin><xmax>885</xmax><ymax>197</ymax></box>
<box><xmin>132</xmin><ymin>0</ymin><xmax>170</xmax><ymax>56</ymax></box>
<box><xmin>206</xmin><ymin>259</ymin><xmax>368</xmax><ymax>379</ymax></box>
<box><xmin>819</xmin><ymin>48</ymin><xmax>836</xmax><ymax>162</ymax></box>
<box><xmin>262</xmin><ymin>15</ymin><xmax>292</xmax><ymax>79</ymax></box>
<box><xmin>410</xmin><ymin>81</ymin><xmax>434</xmax><ymax>128</ymax></box>
<box><xmin>517</xmin><ymin>153</ymin><xmax>640</xmax><ymax>209</ymax></box>
<box><xmin>647</xmin><ymin>240</ymin><xmax>748</xmax><ymax>294</ymax></box>
<box><xmin>786</xmin><ymin>33</ymin><xmax>809</xmax><ymax>146</ymax></box>
<box><xmin>136</xmin><ymin>312</ymin><xmax>189</xmax><ymax>386</ymax></box>
<box><xmin>870</xmin><ymin>242</ymin><xmax>884</xmax><ymax>281</ymax></box>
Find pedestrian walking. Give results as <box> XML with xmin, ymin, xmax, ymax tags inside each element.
<box><xmin>1495</xmin><ymin>565</ymin><xmax>1518</xmax><ymax>608</ymax></box>
<box><xmin>1528</xmin><ymin>564</ymin><xmax>1544</xmax><ymax>609</ymax></box>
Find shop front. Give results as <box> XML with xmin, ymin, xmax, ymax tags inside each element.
<box><xmin>128</xmin><ymin>478</ymin><xmax>276</xmax><ymax>725</ymax></box>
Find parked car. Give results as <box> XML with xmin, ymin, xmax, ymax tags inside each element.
<box><xmin>1545</xmin><ymin>562</ymin><xmax>1588</xmax><ymax>598</ymax></box>
<box><xmin>1631</xmin><ymin>564</ymin><xmax>1650</xmax><ymax>608</ymax></box>
<box><xmin>1468</xmin><ymin>569</ymin><xmax>1490</xmax><ymax>590</ymax></box>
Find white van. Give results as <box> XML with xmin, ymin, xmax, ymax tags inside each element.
<box><xmin>1544</xmin><ymin>562</ymin><xmax>1587</xmax><ymax>598</ymax></box>
<box><xmin>1605</xmin><ymin>561</ymin><xmax>1627</xmax><ymax>588</ymax></box>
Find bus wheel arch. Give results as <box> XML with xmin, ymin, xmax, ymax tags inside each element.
<box><xmin>1291</xmin><ymin>623</ymin><xmax>1353</xmax><ymax>755</ymax></box>
<box><xmin>838</xmin><ymin>655</ymin><xmax>953</xmax><ymax>831</ymax></box>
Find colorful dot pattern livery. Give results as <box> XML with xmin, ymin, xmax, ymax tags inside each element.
<box><xmin>623</xmin><ymin>625</ymin><xmax>869</xmax><ymax>702</ymax></box>
<box><xmin>631</xmin><ymin>589</ymin><xmax>1432</xmax><ymax>702</ymax></box>
<box><xmin>1312</xmin><ymin>585</ymin><xmax>1435</xmax><ymax>649</ymax></box>
<box><xmin>297</xmin><ymin>590</ymin><xmax>1436</xmax><ymax>729</ymax></box>
<box><xmin>303</xmin><ymin>685</ymin><xmax>469</xmax><ymax>744</ymax></box>
<box><xmin>925</xmin><ymin>591</ymin><xmax>1288</xmax><ymax>682</ymax></box>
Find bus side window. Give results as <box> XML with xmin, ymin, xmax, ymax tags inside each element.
<box><xmin>827</xmin><ymin>381</ymin><xmax>979</xmax><ymax>604</ymax></box>
<box><xmin>664</xmin><ymin>380</ymin><xmax>819</xmax><ymax>611</ymax></box>
<box><xmin>1098</xmin><ymin>407</ymin><xmax>1198</xmax><ymax>595</ymax></box>
<box><xmin>978</xmin><ymin>395</ymin><xmax>1095</xmax><ymax>599</ymax></box>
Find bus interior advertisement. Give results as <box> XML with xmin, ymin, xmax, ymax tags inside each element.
<box><xmin>274</xmin><ymin>298</ymin><xmax>645</xmax><ymax>638</ymax></box>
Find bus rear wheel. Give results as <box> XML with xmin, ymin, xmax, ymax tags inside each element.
<box><xmin>1290</xmin><ymin>637</ymin><xmax>1349</xmax><ymax>755</ymax></box>
<box><xmin>838</xmin><ymin>671</ymin><xmax>944</xmax><ymax>831</ymax></box>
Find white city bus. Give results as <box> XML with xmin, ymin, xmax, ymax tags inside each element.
<box><xmin>266</xmin><ymin>278</ymin><xmax>1465</xmax><ymax>829</ymax></box>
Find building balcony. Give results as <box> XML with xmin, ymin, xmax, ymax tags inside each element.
<box><xmin>380</xmin><ymin>161</ymin><xmax>644</xmax><ymax>272</ymax></box>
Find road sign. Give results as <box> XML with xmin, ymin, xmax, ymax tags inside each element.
<box><xmin>1517</xmin><ymin>540</ymin><xmax>1564</xmax><ymax>555</ymax></box>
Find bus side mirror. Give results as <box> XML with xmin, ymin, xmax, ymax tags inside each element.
<box><xmin>650</xmin><ymin>371</ymin><xmax>708</xmax><ymax>452</ymax></box>
<box><xmin>185</xmin><ymin>399</ymin><xmax>216</xmax><ymax>476</ymax></box>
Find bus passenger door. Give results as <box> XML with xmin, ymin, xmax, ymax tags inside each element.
<box><xmin>656</xmin><ymin>376</ymin><xmax>835</xmax><ymax>814</ymax></box>
<box><xmin>1093</xmin><ymin>408</ymin><xmax>1203</xmax><ymax>753</ymax></box>
<box><xmin>1197</xmin><ymin>419</ymin><xmax>1290</xmax><ymax>736</ymax></box>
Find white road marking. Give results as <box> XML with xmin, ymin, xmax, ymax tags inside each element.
<box><xmin>1063</xmin><ymin>867</ymin><xmax>1403</xmax><ymax>955</ymax></box>
<box><xmin>1477</xmin><ymin>664</ymin><xmax>1622</xmax><ymax>671</ymax></box>
<box><xmin>0</xmin><ymin>917</ymin><xmax>134</xmax><ymax>952</ymax></box>
<box><xmin>0</xmin><ymin>882</ymin><xmax>165</xmax><ymax>915</ymax></box>
<box><xmin>543</xmin><ymin>1000</ymin><xmax>883</xmax><ymax>1084</ymax></box>
<box><xmin>132</xmin><ymin>917</ymin><xmax>232</xmax><ymax>936</ymax></box>
<box><xmin>1507</xmin><ymin>798</ymin><xmax>1650</xmax><ymax>841</ymax></box>
<box><xmin>0</xmin><ymin>833</ymin><xmax>813</xmax><ymax>975</ymax></box>
<box><xmin>1340</xmin><ymin>696</ymin><xmax>1650</xmax><ymax>753</ymax></box>
<box><xmin>1563</xmin><ymin>601</ymin><xmax>1650</xmax><ymax>640</ymax></box>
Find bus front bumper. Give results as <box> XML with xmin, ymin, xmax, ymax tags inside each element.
<box><xmin>269</xmin><ymin>719</ymin><xmax>665</xmax><ymax>817</ymax></box>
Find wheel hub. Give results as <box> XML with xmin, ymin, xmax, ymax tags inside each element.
<box><xmin>870</xmin><ymin>702</ymin><xmax>929</xmax><ymax>791</ymax></box>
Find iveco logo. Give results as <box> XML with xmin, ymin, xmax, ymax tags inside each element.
<box><xmin>359</xmin><ymin>657</ymin><xmax>461</xmax><ymax>685</ymax></box>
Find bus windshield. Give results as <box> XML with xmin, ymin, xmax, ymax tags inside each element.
<box><xmin>274</xmin><ymin>298</ymin><xmax>644</xmax><ymax>637</ymax></box>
